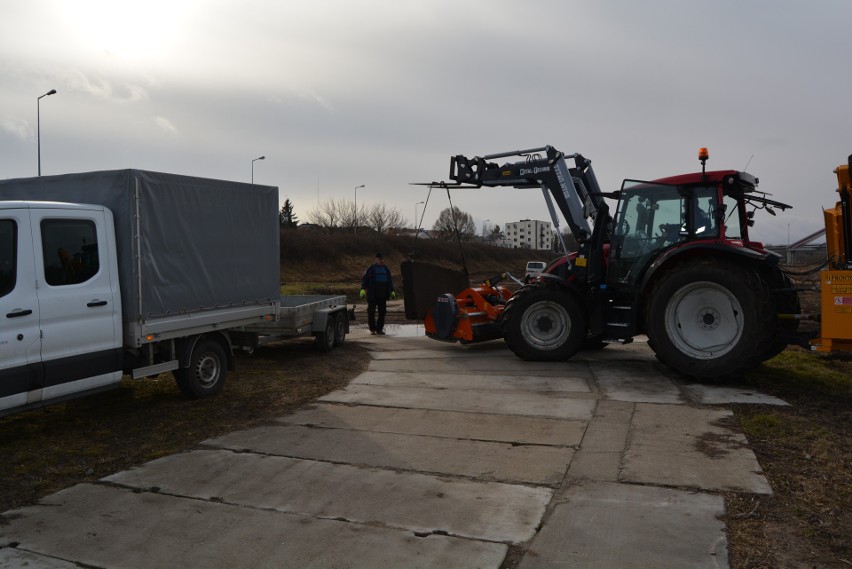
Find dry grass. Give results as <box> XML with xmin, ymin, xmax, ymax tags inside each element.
<box><xmin>726</xmin><ymin>349</ymin><xmax>852</xmax><ymax>568</ymax></box>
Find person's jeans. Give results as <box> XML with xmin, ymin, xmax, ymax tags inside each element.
<box><xmin>367</xmin><ymin>298</ymin><xmax>387</xmax><ymax>332</ymax></box>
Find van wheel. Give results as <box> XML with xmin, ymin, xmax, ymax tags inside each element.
<box><xmin>175</xmin><ymin>339</ymin><xmax>227</xmax><ymax>398</ymax></box>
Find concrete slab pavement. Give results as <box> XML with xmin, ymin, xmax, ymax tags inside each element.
<box><xmin>280</xmin><ymin>403</ymin><xmax>587</xmax><ymax>446</ymax></box>
<box><xmin>320</xmin><ymin>383</ymin><xmax>597</xmax><ymax>419</ymax></box>
<box><xmin>351</xmin><ymin>370</ymin><xmax>591</xmax><ymax>392</ymax></box>
<box><xmin>2</xmin><ymin>484</ymin><xmax>507</xmax><ymax>569</ymax></box>
<box><xmin>0</xmin><ymin>324</ymin><xmax>788</xmax><ymax>568</ymax></box>
<box><xmin>204</xmin><ymin>424</ymin><xmax>574</xmax><ymax>485</ymax></box>
<box><xmin>104</xmin><ymin>449</ymin><xmax>551</xmax><ymax>543</ymax></box>
<box><xmin>622</xmin><ymin>404</ymin><xmax>773</xmax><ymax>494</ymax></box>
<box><xmin>593</xmin><ymin>360</ymin><xmax>686</xmax><ymax>404</ymax></box>
<box><xmin>519</xmin><ymin>482</ymin><xmax>728</xmax><ymax>569</ymax></box>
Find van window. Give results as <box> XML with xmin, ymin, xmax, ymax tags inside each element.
<box><xmin>41</xmin><ymin>219</ymin><xmax>100</xmax><ymax>286</ymax></box>
<box><xmin>0</xmin><ymin>220</ymin><xmax>15</xmax><ymax>297</ymax></box>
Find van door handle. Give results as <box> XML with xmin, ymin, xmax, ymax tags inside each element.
<box><xmin>87</xmin><ymin>300</ymin><xmax>108</xmax><ymax>307</ymax></box>
<box><xmin>6</xmin><ymin>309</ymin><xmax>33</xmax><ymax>318</ymax></box>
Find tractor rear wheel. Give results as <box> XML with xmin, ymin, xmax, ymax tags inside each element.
<box><xmin>646</xmin><ymin>260</ymin><xmax>774</xmax><ymax>379</ymax></box>
<box><xmin>503</xmin><ymin>282</ymin><xmax>587</xmax><ymax>361</ymax></box>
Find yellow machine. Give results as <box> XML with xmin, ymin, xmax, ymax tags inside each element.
<box><xmin>811</xmin><ymin>155</ymin><xmax>852</xmax><ymax>352</ymax></box>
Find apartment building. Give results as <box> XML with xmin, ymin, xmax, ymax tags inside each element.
<box><xmin>502</xmin><ymin>219</ymin><xmax>554</xmax><ymax>250</ymax></box>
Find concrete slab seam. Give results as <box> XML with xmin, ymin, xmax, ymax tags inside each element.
<box><xmin>282</xmin><ymin>405</ymin><xmax>583</xmax><ymax>448</ymax></box>
<box><xmin>197</xmin><ymin>442</ymin><xmax>563</xmax><ymax>489</ymax></box>
<box><xmin>0</xmin><ymin>546</ymin><xmax>79</xmax><ymax>569</ymax></box>
<box><xmin>95</xmin><ymin>478</ymin><xmax>523</xmax><ymax>548</ymax></box>
<box><xmin>616</xmin><ymin>402</ymin><xmax>637</xmax><ymax>483</ymax></box>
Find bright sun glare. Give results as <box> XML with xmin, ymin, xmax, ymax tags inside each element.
<box><xmin>61</xmin><ymin>1</ymin><xmax>189</xmax><ymax>62</ymax></box>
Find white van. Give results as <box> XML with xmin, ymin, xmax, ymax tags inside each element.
<box><xmin>524</xmin><ymin>261</ymin><xmax>547</xmax><ymax>281</ymax></box>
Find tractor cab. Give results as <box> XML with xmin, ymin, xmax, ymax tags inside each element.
<box><xmin>607</xmin><ymin>151</ymin><xmax>789</xmax><ymax>292</ymax></box>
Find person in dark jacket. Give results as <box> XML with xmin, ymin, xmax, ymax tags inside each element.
<box><xmin>359</xmin><ymin>252</ymin><xmax>396</xmax><ymax>335</ymax></box>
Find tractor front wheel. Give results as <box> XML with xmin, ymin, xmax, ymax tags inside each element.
<box><xmin>503</xmin><ymin>283</ymin><xmax>587</xmax><ymax>361</ymax></box>
<box><xmin>646</xmin><ymin>260</ymin><xmax>774</xmax><ymax>379</ymax></box>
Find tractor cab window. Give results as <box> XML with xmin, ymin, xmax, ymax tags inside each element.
<box><xmin>723</xmin><ymin>194</ymin><xmax>743</xmax><ymax>240</ymax></box>
<box><xmin>611</xmin><ymin>181</ymin><xmax>719</xmax><ymax>285</ymax></box>
<box><xmin>692</xmin><ymin>186</ymin><xmax>718</xmax><ymax>237</ymax></box>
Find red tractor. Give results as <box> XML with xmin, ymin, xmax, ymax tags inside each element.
<box><xmin>422</xmin><ymin>146</ymin><xmax>800</xmax><ymax>379</ymax></box>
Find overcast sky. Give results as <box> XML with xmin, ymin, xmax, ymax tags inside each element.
<box><xmin>2</xmin><ymin>0</ymin><xmax>850</xmax><ymax>245</ymax></box>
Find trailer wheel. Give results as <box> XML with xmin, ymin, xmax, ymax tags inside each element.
<box><xmin>315</xmin><ymin>318</ymin><xmax>335</xmax><ymax>352</ymax></box>
<box><xmin>333</xmin><ymin>312</ymin><xmax>347</xmax><ymax>346</ymax></box>
<box><xmin>175</xmin><ymin>339</ymin><xmax>227</xmax><ymax>398</ymax></box>
<box><xmin>646</xmin><ymin>260</ymin><xmax>773</xmax><ymax>379</ymax></box>
<box><xmin>503</xmin><ymin>283</ymin><xmax>587</xmax><ymax>361</ymax></box>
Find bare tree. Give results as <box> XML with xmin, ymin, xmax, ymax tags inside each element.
<box><xmin>338</xmin><ymin>200</ymin><xmax>369</xmax><ymax>231</ymax></box>
<box><xmin>432</xmin><ymin>206</ymin><xmax>476</xmax><ymax>241</ymax></box>
<box><xmin>308</xmin><ymin>199</ymin><xmax>407</xmax><ymax>234</ymax></box>
<box><xmin>368</xmin><ymin>203</ymin><xmax>407</xmax><ymax>235</ymax></box>
<box><xmin>307</xmin><ymin>198</ymin><xmax>345</xmax><ymax>230</ymax></box>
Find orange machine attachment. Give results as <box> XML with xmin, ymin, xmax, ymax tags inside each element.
<box><xmin>811</xmin><ymin>156</ymin><xmax>852</xmax><ymax>352</ymax></box>
<box><xmin>423</xmin><ymin>273</ymin><xmax>518</xmax><ymax>344</ymax></box>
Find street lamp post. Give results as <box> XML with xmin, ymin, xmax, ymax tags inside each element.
<box><xmin>37</xmin><ymin>89</ymin><xmax>57</xmax><ymax>176</ymax></box>
<box><xmin>251</xmin><ymin>156</ymin><xmax>265</xmax><ymax>184</ymax></box>
<box><xmin>354</xmin><ymin>184</ymin><xmax>365</xmax><ymax>234</ymax></box>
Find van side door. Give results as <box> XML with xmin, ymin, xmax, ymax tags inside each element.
<box><xmin>0</xmin><ymin>210</ymin><xmax>42</xmax><ymax>413</ymax></box>
<box><xmin>31</xmin><ymin>206</ymin><xmax>122</xmax><ymax>401</ymax></box>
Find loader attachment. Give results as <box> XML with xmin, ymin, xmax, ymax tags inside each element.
<box><xmin>400</xmin><ymin>260</ymin><xmax>468</xmax><ymax>320</ymax></box>
<box><xmin>422</xmin><ymin>273</ymin><xmax>516</xmax><ymax>345</ymax></box>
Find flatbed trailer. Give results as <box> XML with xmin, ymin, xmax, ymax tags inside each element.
<box><xmin>240</xmin><ymin>295</ymin><xmax>350</xmax><ymax>352</ymax></box>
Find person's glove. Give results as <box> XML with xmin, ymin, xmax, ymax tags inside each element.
<box><xmin>390</xmin><ymin>291</ymin><xmax>397</xmax><ymax>299</ymax></box>
<box><xmin>359</xmin><ymin>289</ymin><xmax>366</xmax><ymax>299</ymax></box>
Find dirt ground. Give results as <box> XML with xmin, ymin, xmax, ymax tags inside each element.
<box><xmin>2</xmin><ymin>298</ymin><xmax>850</xmax><ymax>568</ymax></box>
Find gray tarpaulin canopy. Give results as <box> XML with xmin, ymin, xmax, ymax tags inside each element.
<box><xmin>0</xmin><ymin>169</ymin><xmax>280</xmax><ymax>322</ymax></box>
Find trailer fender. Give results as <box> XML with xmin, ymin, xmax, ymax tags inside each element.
<box><xmin>176</xmin><ymin>332</ymin><xmax>235</xmax><ymax>372</ymax></box>
<box><xmin>312</xmin><ymin>306</ymin><xmax>348</xmax><ymax>352</ymax></box>
<box><xmin>310</xmin><ymin>306</ymin><xmax>347</xmax><ymax>333</ymax></box>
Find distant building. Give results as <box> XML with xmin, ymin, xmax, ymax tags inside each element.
<box><xmin>502</xmin><ymin>219</ymin><xmax>554</xmax><ymax>250</ymax></box>
<box><xmin>395</xmin><ymin>228</ymin><xmax>433</xmax><ymax>239</ymax></box>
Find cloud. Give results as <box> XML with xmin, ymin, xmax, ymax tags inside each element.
<box><xmin>154</xmin><ymin>117</ymin><xmax>178</xmax><ymax>135</ymax></box>
<box><xmin>266</xmin><ymin>90</ymin><xmax>336</xmax><ymax>112</ymax></box>
<box><xmin>62</xmin><ymin>69</ymin><xmax>149</xmax><ymax>103</ymax></box>
<box><xmin>1</xmin><ymin>117</ymin><xmax>30</xmax><ymax>140</ymax></box>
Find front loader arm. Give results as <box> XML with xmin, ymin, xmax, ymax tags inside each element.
<box><xmin>449</xmin><ymin>145</ymin><xmax>608</xmax><ymax>244</ymax></box>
